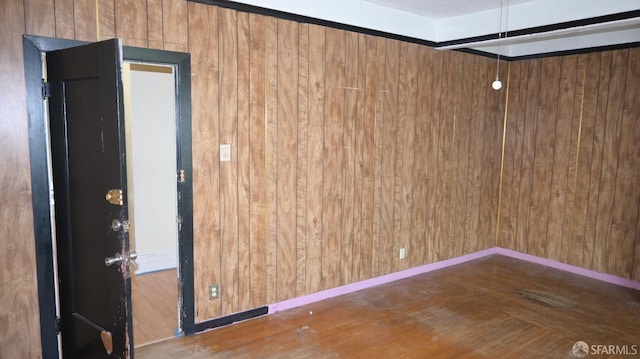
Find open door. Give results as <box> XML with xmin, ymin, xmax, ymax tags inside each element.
<box><xmin>47</xmin><ymin>38</ymin><xmax>134</xmax><ymax>358</ymax></box>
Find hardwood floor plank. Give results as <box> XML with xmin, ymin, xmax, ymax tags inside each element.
<box><xmin>132</xmin><ymin>269</ymin><xmax>178</xmax><ymax>347</ymax></box>
<box><xmin>136</xmin><ymin>256</ymin><xmax>640</xmax><ymax>358</ymax></box>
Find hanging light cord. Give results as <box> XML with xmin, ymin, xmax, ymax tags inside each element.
<box><xmin>496</xmin><ymin>0</ymin><xmax>504</xmax><ymax>80</ymax></box>
<box><xmin>493</xmin><ymin>0</ymin><xmax>510</xmax><ymax>90</ymax></box>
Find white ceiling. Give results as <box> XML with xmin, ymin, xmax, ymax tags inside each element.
<box><xmin>221</xmin><ymin>0</ymin><xmax>640</xmax><ymax>58</ymax></box>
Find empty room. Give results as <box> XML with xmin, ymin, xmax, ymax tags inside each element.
<box><xmin>1</xmin><ymin>0</ymin><xmax>639</xmax><ymax>358</ymax></box>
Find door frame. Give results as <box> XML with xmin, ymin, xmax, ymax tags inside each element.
<box><xmin>23</xmin><ymin>35</ymin><xmax>195</xmax><ymax>358</ymax></box>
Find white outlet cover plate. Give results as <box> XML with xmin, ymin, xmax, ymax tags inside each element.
<box><xmin>220</xmin><ymin>144</ymin><xmax>231</xmax><ymax>162</ymax></box>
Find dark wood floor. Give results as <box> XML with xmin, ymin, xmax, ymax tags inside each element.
<box><xmin>132</xmin><ymin>269</ymin><xmax>178</xmax><ymax>347</ymax></box>
<box><xmin>136</xmin><ymin>255</ymin><xmax>640</xmax><ymax>358</ymax></box>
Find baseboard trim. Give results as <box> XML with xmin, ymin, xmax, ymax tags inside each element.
<box><xmin>267</xmin><ymin>246</ymin><xmax>640</xmax><ymax>315</ymax></box>
<box><xmin>494</xmin><ymin>247</ymin><xmax>640</xmax><ymax>291</ymax></box>
<box><xmin>135</xmin><ymin>250</ymin><xmax>177</xmax><ymax>274</ymax></box>
<box><xmin>268</xmin><ymin>247</ymin><xmax>497</xmax><ymax>314</ymax></box>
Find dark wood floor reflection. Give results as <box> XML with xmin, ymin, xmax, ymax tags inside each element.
<box><xmin>132</xmin><ymin>269</ymin><xmax>178</xmax><ymax>347</ymax></box>
<box><xmin>136</xmin><ymin>255</ymin><xmax>640</xmax><ymax>358</ymax></box>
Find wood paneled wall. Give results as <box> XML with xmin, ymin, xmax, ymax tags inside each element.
<box><xmin>2</xmin><ymin>3</ymin><xmax>501</xmax><ymax>349</ymax></box>
<box><xmin>188</xmin><ymin>6</ymin><xmax>503</xmax><ymax>320</ymax></box>
<box><xmin>497</xmin><ymin>49</ymin><xmax>640</xmax><ymax>280</ymax></box>
<box><xmin>1</xmin><ymin>1</ymin><xmax>40</xmax><ymax>358</ymax></box>
<box><xmin>11</xmin><ymin>0</ymin><xmax>640</xmax><ymax>356</ymax></box>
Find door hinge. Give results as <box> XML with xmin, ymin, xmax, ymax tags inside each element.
<box><xmin>178</xmin><ymin>169</ymin><xmax>186</xmax><ymax>183</ymax></box>
<box><xmin>42</xmin><ymin>81</ymin><xmax>51</xmax><ymax>99</ymax></box>
<box><xmin>55</xmin><ymin>317</ymin><xmax>61</xmax><ymax>334</ymax></box>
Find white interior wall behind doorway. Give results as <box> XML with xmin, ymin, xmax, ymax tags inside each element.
<box><xmin>124</xmin><ymin>63</ymin><xmax>178</xmax><ymax>274</ymax></box>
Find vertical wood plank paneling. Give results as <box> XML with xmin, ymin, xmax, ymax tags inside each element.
<box><xmin>265</xmin><ymin>16</ymin><xmax>278</xmax><ymax>304</ymax></box>
<box><xmin>477</xmin><ymin>56</ymin><xmax>499</xmax><ymax>250</ymax></box>
<box><xmin>0</xmin><ymin>0</ymin><xmax>42</xmax><ymax>357</ymax></box>
<box><xmin>442</xmin><ymin>51</ymin><xmax>460</xmax><ymax>258</ymax></box>
<box><xmin>515</xmin><ymin>63</ymin><xmax>540</xmax><ymax>253</ymax></box>
<box><xmin>410</xmin><ymin>45</ymin><xmax>432</xmax><ymax>267</ymax></box>
<box><xmin>399</xmin><ymin>43</ymin><xmax>419</xmax><ymax>271</ymax></box>
<box><xmin>54</xmin><ymin>0</ymin><xmax>75</xmax><ymax>39</ymax></box>
<box><xmin>248</xmin><ymin>13</ymin><xmax>267</xmax><ymax>308</ymax></box>
<box><xmin>7</xmin><ymin>0</ymin><xmax>637</xmax><ymax>353</ymax></box>
<box><xmin>14</xmin><ymin>0</ymin><xmax>638</xmax><ymax>336</ymax></box>
<box><xmin>276</xmin><ymin>19</ymin><xmax>298</xmax><ymax>301</ymax></box>
<box><xmin>454</xmin><ymin>53</ymin><xmax>474</xmax><ymax>253</ymax></box>
<box><xmin>339</xmin><ymin>30</ymin><xmax>358</xmax><ymax>284</ymax></box>
<box><xmin>583</xmin><ymin>51</ymin><xmax>611</xmax><ymax>271</ymax></box>
<box><xmin>236</xmin><ymin>11</ymin><xmax>251</xmax><ymax>311</ymax></box>
<box><xmin>295</xmin><ymin>22</ymin><xmax>309</xmax><ymax>296</ymax></box>
<box><xmin>147</xmin><ymin>0</ymin><xmax>164</xmax><ymax>49</ymax></box>
<box><xmin>500</xmin><ymin>47</ymin><xmax>640</xmax><ymax>279</ymax></box>
<box><xmin>188</xmin><ymin>2</ymin><xmax>221</xmax><ymax>321</ymax></box>
<box><xmin>163</xmin><ymin>0</ymin><xmax>189</xmax><ymax>52</ymax></box>
<box><xmin>444</xmin><ymin>52</ymin><xmax>459</xmax><ymax>257</ymax></box>
<box><xmin>321</xmin><ymin>28</ymin><xmax>345</xmax><ymax>289</ymax></box>
<box><xmin>516</xmin><ymin>60</ymin><xmax>541</xmax><ymax>254</ymax></box>
<box><xmin>602</xmin><ymin>49</ymin><xmax>631</xmax><ymax>277</ymax></box>
<box><xmin>219</xmin><ymin>8</ymin><xmax>239</xmax><ymax>314</ymax></box>
<box><xmin>352</xmin><ymin>33</ymin><xmax>368</xmax><ymax>281</ymax></box>
<box><xmin>378</xmin><ymin>38</ymin><xmax>399</xmax><ymax>275</ymax></box>
<box><xmin>392</xmin><ymin>42</ymin><xmax>407</xmax><ymax>271</ymax></box>
<box><xmin>496</xmin><ymin>62</ymin><xmax>522</xmax><ymax>248</ymax></box>
<box><xmin>305</xmin><ymin>24</ymin><xmax>325</xmax><ymax>294</ymax></box>
<box><xmin>98</xmin><ymin>0</ymin><xmax>116</xmax><ymax>39</ymax></box>
<box><xmin>463</xmin><ymin>56</ymin><xmax>485</xmax><ymax>254</ymax></box>
<box><xmin>371</xmin><ymin>38</ymin><xmax>386</xmax><ymax>277</ymax></box>
<box><xmin>593</xmin><ymin>50</ymin><xmax>627</xmax><ymax>273</ymax></box>
<box><xmin>560</xmin><ymin>55</ymin><xmax>586</xmax><ymax>264</ymax></box>
<box><xmin>73</xmin><ymin>0</ymin><xmax>97</xmax><ymax>41</ymax></box>
<box><xmin>426</xmin><ymin>50</ymin><xmax>442</xmax><ymax>261</ymax></box>
<box><xmin>525</xmin><ymin>59</ymin><xmax>557</xmax><ymax>257</ymax></box>
<box><xmin>427</xmin><ymin>51</ymin><xmax>452</xmax><ymax>262</ymax></box>
<box><xmin>546</xmin><ymin>56</ymin><xmax>576</xmax><ymax>261</ymax></box>
<box><xmin>568</xmin><ymin>53</ymin><xmax>599</xmax><ymax>268</ymax></box>
<box><xmin>609</xmin><ymin>48</ymin><xmax>640</xmax><ymax>278</ymax></box>
<box><xmin>513</xmin><ymin>61</ymin><xmax>530</xmax><ymax>252</ymax></box>
<box><xmin>636</xmin><ymin>201</ymin><xmax>640</xmax><ymax>280</ymax></box>
<box><xmin>356</xmin><ymin>35</ymin><xmax>379</xmax><ymax>281</ymax></box>
<box><xmin>25</xmin><ymin>0</ymin><xmax>55</xmax><ymax>37</ymax></box>
<box><xmin>624</xmin><ymin>49</ymin><xmax>640</xmax><ymax>280</ymax></box>
<box><xmin>115</xmin><ymin>0</ymin><xmax>147</xmax><ymax>47</ymax></box>
<box><xmin>497</xmin><ymin>61</ymin><xmax>521</xmax><ymax>249</ymax></box>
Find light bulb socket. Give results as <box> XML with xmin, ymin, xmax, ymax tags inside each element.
<box><xmin>492</xmin><ymin>79</ymin><xmax>503</xmax><ymax>90</ymax></box>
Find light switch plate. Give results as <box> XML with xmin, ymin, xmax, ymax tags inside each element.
<box><xmin>220</xmin><ymin>144</ymin><xmax>231</xmax><ymax>162</ymax></box>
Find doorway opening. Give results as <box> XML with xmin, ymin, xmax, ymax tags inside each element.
<box><xmin>24</xmin><ymin>35</ymin><xmax>195</xmax><ymax>356</ymax></box>
<box><xmin>123</xmin><ymin>62</ymin><xmax>180</xmax><ymax>346</ymax></box>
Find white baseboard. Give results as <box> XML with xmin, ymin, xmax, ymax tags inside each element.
<box><xmin>134</xmin><ymin>250</ymin><xmax>177</xmax><ymax>274</ymax></box>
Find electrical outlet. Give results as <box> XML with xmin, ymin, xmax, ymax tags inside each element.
<box><xmin>209</xmin><ymin>284</ymin><xmax>219</xmax><ymax>299</ymax></box>
<box><xmin>399</xmin><ymin>247</ymin><xmax>406</xmax><ymax>259</ymax></box>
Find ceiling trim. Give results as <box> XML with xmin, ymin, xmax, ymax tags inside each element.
<box><xmin>189</xmin><ymin>1</ymin><xmax>640</xmax><ymax>61</ymax></box>
<box><xmin>189</xmin><ymin>0</ymin><xmax>438</xmax><ymax>47</ymax></box>
<box><xmin>505</xmin><ymin>41</ymin><xmax>640</xmax><ymax>61</ymax></box>
<box><xmin>435</xmin><ymin>10</ymin><xmax>640</xmax><ymax>48</ymax></box>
